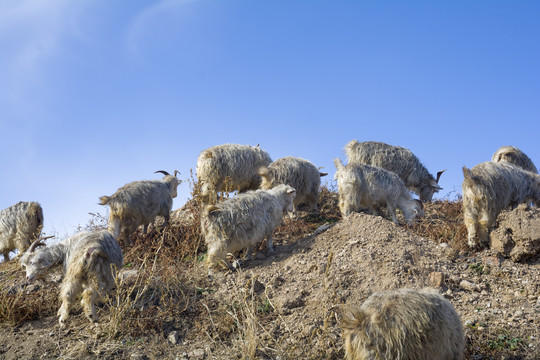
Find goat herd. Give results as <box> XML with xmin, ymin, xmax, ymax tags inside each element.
<box><xmin>1</xmin><ymin>141</ymin><xmax>538</xmax><ymax>359</ymax></box>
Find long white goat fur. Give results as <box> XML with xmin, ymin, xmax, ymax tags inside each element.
<box><xmin>201</xmin><ymin>184</ymin><xmax>295</xmax><ymax>270</ymax></box>
<box><xmin>196</xmin><ymin>143</ymin><xmax>272</xmax><ymax>203</ymax></box>
<box><xmin>20</xmin><ymin>230</ymin><xmax>123</xmax><ymax>327</ymax></box>
<box><xmin>462</xmin><ymin>161</ymin><xmax>540</xmax><ymax>249</ymax></box>
<box><xmin>341</xmin><ymin>288</ymin><xmax>464</xmax><ymax>360</ymax></box>
<box><xmin>345</xmin><ymin>140</ymin><xmax>444</xmax><ymax>202</ymax></box>
<box><xmin>491</xmin><ymin>145</ymin><xmax>538</xmax><ymax>173</ymax></box>
<box><xmin>258</xmin><ymin>156</ymin><xmax>327</xmax><ymax>213</ymax></box>
<box><xmin>0</xmin><ymin>201</ymin><xmax>43</xmax><ymax>262</ymax></box>
<box><xmin>333</xmin><ymin>158</ymin><xmax>423</xmax><ymax>225</ymax></box>
<box><xmin>99</xmin><ymin>171</ymin><xmax>180</xmax><ymax>240</ymax></box>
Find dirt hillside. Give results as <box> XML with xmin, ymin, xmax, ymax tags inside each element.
<box><xmin>1</xmin><ymin>201</ymin><xmax>539</xmax><ymax>359</ymax></box>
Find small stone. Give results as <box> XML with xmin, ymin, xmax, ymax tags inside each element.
<box><xmin>25</xmin><ymin>284</ymin><xmax>40</xmax><ymax>293</ymax></box>
<box><xmin>460</xmin><ymin>280</ymin><xmax>478</xmax><ymax>292</ymax></box>
<box><xmin>168</xmin><ymin>331</ymin><xmax>179</xmax><ymax>345</ymax></box>
<box><xmin>314</xmin><ymin>224</ymin><xmax>332</xmax><ymax>235</ymax></box>
<box><xmin>187</xmin><ymin>349</ymin><xmax>205</xmax><ymax>359</ymax></box>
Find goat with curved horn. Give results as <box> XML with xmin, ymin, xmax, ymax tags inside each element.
<box><xmin>344</xmin><ymin>140</ymin><xmax>445</xmax><ymax>202</ymax></box>
<box><xmin>99</xmin><ymin>171</ymin><xmax>181</xmax><ymax>242</ymax></box>
<box><xmin>28</xmin><ymin>239</ymin><xmax>45</xmax><ymax>253</ymax></box>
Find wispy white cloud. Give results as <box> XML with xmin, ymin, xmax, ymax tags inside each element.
<box><xmin>125</xmin><ymin>0</ymin><xmax>196</xmax><ymax>57</ymax></box>
<box><xmin>0</xmin><ymin>0</ymin><xmax>89</xmax><ymax>120</ymax></box>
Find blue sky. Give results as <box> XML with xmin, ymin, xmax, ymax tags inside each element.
<box><xmin>1</xmin><ymin>0</ymin><xmax>539</xmax><ymax>237</ymax></box>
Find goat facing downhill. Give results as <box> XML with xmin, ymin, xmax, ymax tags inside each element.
<box><xmin>20</xmin><ymin>230</ymin><xmax>123</xmax><ymax>328</ymax></box>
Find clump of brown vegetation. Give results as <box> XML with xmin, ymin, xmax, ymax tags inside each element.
<box><xmin>0</xmin><ymin>260</ymin><xmax>58</xmax><ymax>326</ymax></box>
<box><xmin>407</xmin><ymin>193</ymin><xmax>469</xmax><ymax>252</ymax></box>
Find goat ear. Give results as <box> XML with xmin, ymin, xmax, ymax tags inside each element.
<box><xmin>340</xmin><ymin>307</ymin><xmax>368</xmax><ymax>330</ymax></box>
<box><xmin>462</xmin><ymin>166</ymin><xmax>474</xmax><ymax>180</ymax></box>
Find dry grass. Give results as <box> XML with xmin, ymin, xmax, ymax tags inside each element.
<box><xmin>407</xmin><ymin>194</ymin><xmax>470</xmax><ymax>253</ymax></box>
<box><xmin>0</xmin><ymin>260</ymin><xmax>58</xmax><ymax>325</ymax></box>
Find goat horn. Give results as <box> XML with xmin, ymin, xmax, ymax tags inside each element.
<box><xmin>436</xmin><ymin>169</ymin><xmax>447</xmax><ymax>183</ymax></box>
<box><xmin>174</xmin><ymin>170</ymin><xmax>180</xmax><ymax>177</ymax></box>
<box><xmin>28</xmin><ymin>239</ymin><xmax>45</xmax><ymax>253</ymax></box>
<box><xmin>155</xmin><ymin>170</ymin><xmax>170</xmax><ymax>176</ymax></box>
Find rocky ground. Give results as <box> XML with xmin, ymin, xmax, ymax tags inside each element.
<box><xmin>0</xmin><ymin>202</ymin><xmax>539</xmax><ymax>359</ymax></box>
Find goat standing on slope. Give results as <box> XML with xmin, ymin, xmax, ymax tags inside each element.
<box><xmin>20</xmin><ymin>230</ymin><xmax>123</xmax><ymax>327</ymax></box>
<box><xmin>201</xmin><ymin>184</ymin><xmax>296</xmax><ymax>271</ymax></box>
<box><xmin>462</xmin><ymin>161</ymin><xmax>540</xmax><ymax>249</ymax></box>
<box><xmin>99</xmin><ymin>170</ymin><xmax>181</xmax><ymax>241</ymax></box>
<box><xmin>196</xmin><ymin>143</ymin><xmax>272</xmax><ymax>204</ymax></box>
<box><xmin>334</xmin><ymin>158</ymin><xmax>424</xmax><ymax>225</ymax></box>
<box><xmin>258</xmin><ymin>156</ymin><xmax>327</xmax><ymax>216</ymax></box>
<box><xmin>0</xmin><ymin>201</ymin><xmax>43</xmax><ymax>262</ymax></box>
<box><xmin>344</xmin><ymin>140</ymin><xmax>445</xmax><ymax>201</ymax></box>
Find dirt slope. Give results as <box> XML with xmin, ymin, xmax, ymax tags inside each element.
<box><xmin>1</xmin><ymin>210</ymin><xmax>539</xmax><ymax>359</ymax></box>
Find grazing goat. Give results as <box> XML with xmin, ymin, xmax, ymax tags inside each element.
<box><xmin>20</xmin><ymin>230</ymin><xmax>123</xmax><ymax>327</ymax></box>
<box><xmin>0</xmin><ymin>201</ymin><xmax>43</xmax><ymax>262</ymax></box>
<box><xmin>345</xmin><ymin>140</ymin><xmax>445</xmax><ymax>201</ymax></box>
<box><xmin>201</xmin><ymin>184</ymin><xmax>296</xmax><ymax>271</ymax></box>
<box><xmin>462</xmin><ymin>161</ymin><xmax>540</xmax><ymax>249</ymax></box>
<box><xmin>258</xmin><ymin>156</ymin><xmax>327</xmax><ymax>216</ymax></box>
<box><xmin>99</xmin><ymin>170</ymin><xmax>181</xmax><ymax>241</ymax></box>
<box><xmin>491</xmin><ymin>145</ymin><xmax>538</xmax><ymax>173</ymax></box>
<box><xmin>341</xmin><ymin>288</ymin><xmax>464</xmax><ymax>360</ymax></box>
<box><xmin>196</xmin><ymin>143</ymin><xmax>272</xmax><ymax>204</ymax></box>
<box><xmin>333</xmin><ymin>158</ymin><xmax>424</xmax><ymax>224</ymax></box>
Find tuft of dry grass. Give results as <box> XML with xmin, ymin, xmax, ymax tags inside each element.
<box><xmin>0</xmin><ymin>261</ymin><xmax>59</xmax><ymax>325</ymax></box>
<box><xmin>407</xmin><ymin>195</ymin><xmax>469</xmax><ymax>252</ymax></box>
<box><xmin>105</xmin><ymin>236</ymin><xmax>193</xmax><ymax>339</ymax></box>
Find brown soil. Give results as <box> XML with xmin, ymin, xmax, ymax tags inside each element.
<box><xmin>1</xmin><ymin>203</ymin><xmax>539</xmax><ymax>360</ymax></box>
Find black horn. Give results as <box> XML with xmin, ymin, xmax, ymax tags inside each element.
<box><xmin>436</xmin><ymin>170</ymin><xmax>446</xmax><ymax>183</ymax></box>
<box><xmin>155</xmin><ymin>170</ymin><xmax>170</xmax><ymax>176</ymax></box>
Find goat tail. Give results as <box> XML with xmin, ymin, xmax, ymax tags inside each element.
<box><xmin>99</xmin><ymin>196</ymin><xmax>111</xmax><ymax>205</ymax></box>
<box><xmin>27</xmin><ymin>202</ymin><xmax>44</xmax><ymax>228</ymax></box>
<box><xmin>333</xmin><ymin>158</ymin><xmax>345</xmax><ymax>172</ymax></box>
